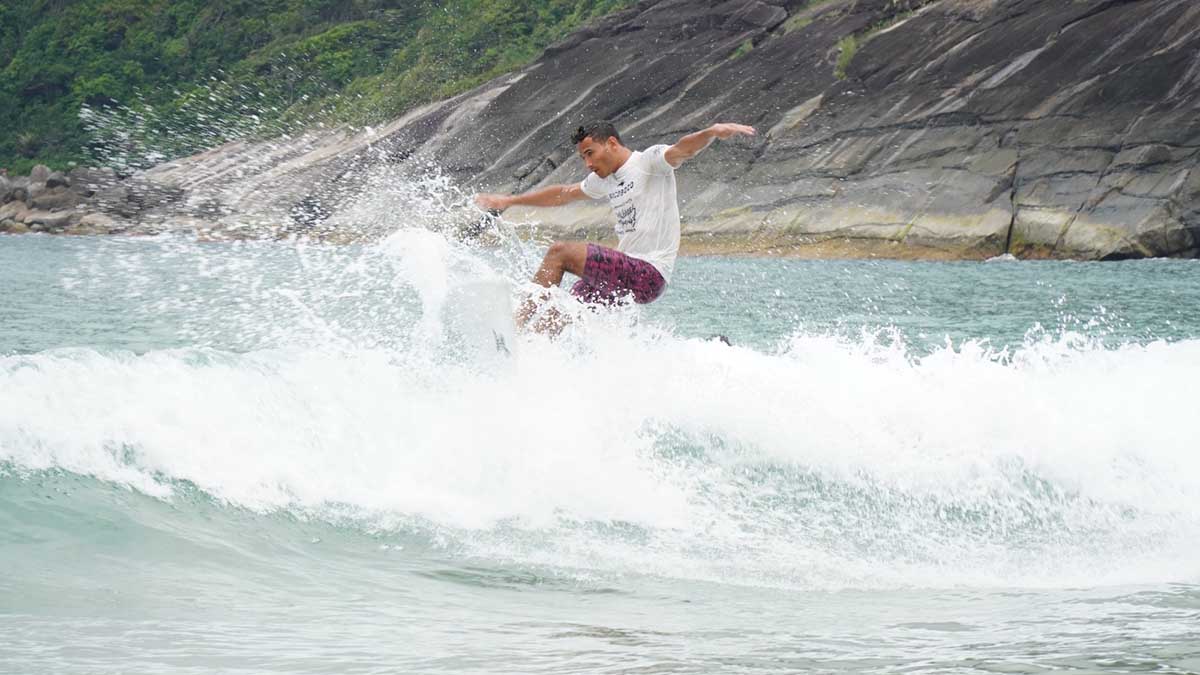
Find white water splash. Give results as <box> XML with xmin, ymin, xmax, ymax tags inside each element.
<box><xmin>2</xmin><ymin>318</ymin><xmax>1198</xmax><ymax>590</ymax></box>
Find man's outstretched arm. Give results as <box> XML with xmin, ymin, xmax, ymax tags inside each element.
<box><xmin>664</xmin><ymin>123</ymin><xmax>756</xmax><ymax>168</ymax></box>
<box><xmin>475</xmin><ymin>183</ymin><xmax>591</xmax><ymax>212</ymax></box>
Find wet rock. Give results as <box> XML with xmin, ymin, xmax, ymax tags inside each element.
<box><xmin>24</xmin><ymin>209</ymin><xmax>74</xmax><ymax>230</ymax></box>
<box><xmin>0</xmin><ymin>221</ymin><xmax>30</xmax><ymax>234</ymax></box>
<box><xmin>0</xmin><ymin>201</ymin><xmax>31</xmax><ymax>223</ymax></box>
<box><xmin>74</xmin><ymin>212</ymin><xmax>124</xmax><ymax>234</ymax></box>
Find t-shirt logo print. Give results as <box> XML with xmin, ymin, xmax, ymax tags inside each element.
<box><xmin>615</xmin><ymin>203</ymin><xmax>638</xmax><ymax>234</ymax></box>
<box><xmin>608</xmin><ymin>180</ymin><xmax>634</xmax><ymax>200</ymax></box>
<box><xmin>610</xmin><ymin>180</ymin><xmax>637</xmax><ymax>234</ymax></box>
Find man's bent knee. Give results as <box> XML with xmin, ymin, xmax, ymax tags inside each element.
<box><xmin>546</xmin><ymin>241</ymin><xmax>571</xmax><ymax>262</ymax></box>
<box><xmin>545</xmin><ymin>241</ymin><xmax>587</xmax><ymax>276</ymax></box>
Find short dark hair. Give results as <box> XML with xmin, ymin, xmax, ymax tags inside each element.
<box><xmin>572</xmin><ymin>121</ymin><xmax>621</xmax><ymax>145</ymax></box>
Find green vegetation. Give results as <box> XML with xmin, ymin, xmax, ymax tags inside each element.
<box><xmin>782</xmin><ymin>14</ymin><xmax>814</xmax><ymax>34</ymax></box>
<box><xmin>834</xmin><ymin>35</ymin><xmax>858</xmax><ymax>80</ymax></box>
<box><xmin>729</xmin><ymin>39</ymin><xmax>754</xmax><ymax>60</ymax></box>
<box><xmin>0</xmin><ymin>0</ymin><xmax>631</xmax><ymax>173</ymax></box>
<box><xmin>778</xmin><ymin>0</ymin><xmax>847</xmax><ymax>35</ymax></box>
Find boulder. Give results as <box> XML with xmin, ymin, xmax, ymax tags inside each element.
<box><xmin>26</xmin><ymin>181</ymin><xmax>47</xmax><ymax>203</ymax></box>
<box><xmin>5</xmin><ymin>177</ymin><xmax>30</xmax><ymax>205</ymax></box>
<box><xmin>45</xmin><ymin>171</ymin><xmax>70</xmax><ymax>188</ymax></box>
<box><xmin>24</xmin><ymin>209</ymin><xmax>74</xmax><ymax>231</ymax></box>
<box><xmin>0</xmin><ymin>201</ymin><xmax>31</xmax><ymax>223</ymax></box>
<box><xmin>0</xmin><ymin>221</ymin><xmax>30</xmax><ymax>234</ymax></box>
<box><xmin>30</xmin><ymin>187</ymin><xmax>82</xmax><ymax>211</ymax></box>
<box><xmin>29</xmin><ymin>164</ymin><xmax>51</xmax><ymax>182</ymax></box>
<box><xmin>73</xmin><ymin>212</ymin><xmax>125</xmax><ymax>234</ymax></box>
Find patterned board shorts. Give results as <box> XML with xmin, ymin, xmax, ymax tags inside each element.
<box><xmin>570</xmin><ymin>243</ymin><xmax>666</xmax><ymax>305</ymax></box>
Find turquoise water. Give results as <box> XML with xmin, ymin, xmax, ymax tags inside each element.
<box><xmin>2</xmin><ymin>232</ymin><xmax>1199</xmax><ymax>673</ymax></box>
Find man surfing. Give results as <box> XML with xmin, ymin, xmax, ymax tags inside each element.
<box><xmin>475</xmin><ymin>121</ymin><xmax>755</xmax><ymax>328</ymax></box>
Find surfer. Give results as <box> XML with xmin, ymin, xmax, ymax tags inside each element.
<box><xmin>475</xmin><ymin>121</ymin><xmax>755</xmax><ymax>329</ymax></box>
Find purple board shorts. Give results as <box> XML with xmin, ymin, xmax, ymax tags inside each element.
<box><xmin>570</xmin><ymin>244</ymin><xmax>666</xmax><ymax>305</ymax></box>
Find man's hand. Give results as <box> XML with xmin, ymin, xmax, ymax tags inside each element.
<box><xmin>708</xmin><ymin>122</ymin><xmax>756</xmax><ymax>140</ymax></box>
<box><xmin>475</xmin><ymin>193</ymin><xmax>513</xmax><ymax>212</ymax></box>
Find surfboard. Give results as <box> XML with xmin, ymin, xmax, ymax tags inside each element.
<box><xmin>441</xmin><ymin>278</ymin><xmax>517</xmax><ymax>361</ymax></box>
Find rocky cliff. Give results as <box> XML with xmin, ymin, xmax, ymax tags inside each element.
<box><xmin>4</xmin><ymin>0</ymin><xmax>1199</xmax><ymax>259</ymax></box>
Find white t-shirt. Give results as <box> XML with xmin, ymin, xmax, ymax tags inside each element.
<box><xmin>579</xmin><ymin>144</ymin><xmax>680</xmax><ymax>283</ymax></box>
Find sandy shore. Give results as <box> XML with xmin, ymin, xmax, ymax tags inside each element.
<box><xmin>676</xmin><ymin>233</ymin><xmax>1002</xmax><ymax>261</ymax></box>
<box><xmin>555</xmin><ymin>230</ymin><xmax>1003</xmax><ymax>261</ymax></box>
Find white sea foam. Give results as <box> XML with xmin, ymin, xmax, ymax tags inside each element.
<box><xmin>3</xmin><ymin>317</ymin><xmax>1198</xmax><ymax>590</ymax></box>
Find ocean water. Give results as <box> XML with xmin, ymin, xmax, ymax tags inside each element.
<box><xmin>2</xmin><ymin>232</ymin><xmax>1199</xmax><ymax>674</ymax></box>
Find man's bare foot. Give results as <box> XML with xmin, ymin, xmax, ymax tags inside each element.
<box><xmin>516</xmin><ymin>291</ymin><xmax>570</xmax><ymax>336</ymax></box>
<box><xmin>515</xmin><ymin>294</ymin><xmax>541</xmax><ymax>330</ymax></box>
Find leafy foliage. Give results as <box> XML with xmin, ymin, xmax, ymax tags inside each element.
<box><xmin>0</xmin><ymin>0</ymin><xmax>631</xmax><ymax>173</ymax></box>
<box><xmin>834</xmin><ymin>35</ymin><xmax>858</xmax><ymax>80</ymax></box>
<box><xmin>729</xmin><ymin>39</ymin><xmax>754</xmax><ymax>60</ymax></box>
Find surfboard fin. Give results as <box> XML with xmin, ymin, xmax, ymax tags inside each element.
<box><xmin>493</xmin><ymin>329</ymin><xmax>512</xmax><ymax>356</ymax></box>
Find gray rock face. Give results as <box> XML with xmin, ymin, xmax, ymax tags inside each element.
<box><xmin>388</xmin><ymin>0</ymin><xmax>1199</xmax><ymax>259</ymax></box>
<box><xmin>67</xmin><ymin>167</ymin><xmax>118</xmax><ymax>197</ymax></box>
<box><xmin>6</xmin><ymin>178</ymin><xmax>30</xmax><ymax>206</ymax></box>
<box><xmin>18</xmin><ymin>0</ymin><xmax>1200</xmax><ymax>258</ymax></box>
